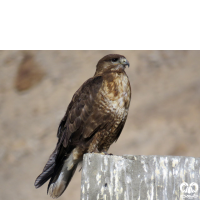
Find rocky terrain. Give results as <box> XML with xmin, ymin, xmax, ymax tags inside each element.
<box><xmin>0</xmin><ymin>50</ymin><xmax>200</xmax><ymax>200</ymax></box>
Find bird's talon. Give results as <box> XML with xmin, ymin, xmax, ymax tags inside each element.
<box><xmin>101</xmin><ymin>152</ymin><xmax>113</xmax><ymax>155</ymax></box>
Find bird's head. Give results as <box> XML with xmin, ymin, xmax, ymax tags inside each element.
<box><xmin>95</xmin><ymin>54</ymin><xmax>130</xmax><ymax>76</ymax></box>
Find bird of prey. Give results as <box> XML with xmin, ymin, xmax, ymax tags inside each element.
<box><xmin>34</xmin><ymin>54</ymin><xmax>131</xmax><ymax>198</ymax></box>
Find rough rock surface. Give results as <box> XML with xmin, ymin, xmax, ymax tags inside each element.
<box><xmin>0</xmin><ymin>50</ymin><xmax>200</xmax><ymax>200</ymax></box>
<box><xmin>81</xmin><ymin>153</ymin><xmax>200</xmax><ymax>200</ymax></box>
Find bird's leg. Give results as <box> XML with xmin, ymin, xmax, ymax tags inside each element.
<box><xmin>87</xmin><ymin>131</ymin><xmax>113</xmax><ymax>155</ymax></box>
<box><xmin>87</xmin><ymin>132</ymin><xmax>101</xmax><ymax>153</ymax></box>
<box><xmin>100</xmin><ymin>147</ymin><xmax>113</xmax><ymax>155</ymax></box>
<box><xmin>93</xmin><ymin>148</ymin><xmax>100</xmax><ymax>153</ymax></box>
<box><xmin>88</xmin><ymin>145</ymin><xmax>100</xmax><ymax>154</ymax></box>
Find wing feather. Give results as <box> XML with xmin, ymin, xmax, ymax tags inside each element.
<box><xmin>57</xmin><ymin>75</ymin><xmax>105</xmax><ymax>148</ymax></box>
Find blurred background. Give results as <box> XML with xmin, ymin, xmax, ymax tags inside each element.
<box><xmin>0</xmin><ymin>50</ymin><xmax>200</xmax><ymax>200</ymax></box>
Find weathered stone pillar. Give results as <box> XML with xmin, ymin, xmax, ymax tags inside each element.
<box><xmin>81</xmin><ymin>153</ymin><xmax>200</xmax><ymax>200</ymax></box>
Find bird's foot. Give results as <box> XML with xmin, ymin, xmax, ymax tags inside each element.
<box><xmin>91</xmin><ymin>151</ymin><xmax>113</xmax><ymax>155</ymax></box>
<box><xmin>100</xmin><ymin>152</ymin><xmax>113</xmax><ymax>156</ymax></box>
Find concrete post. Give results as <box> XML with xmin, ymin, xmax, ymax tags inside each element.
<box><xmin>81</xmin><ymin>153</ymin><xmax>200</xmax><ymax>200</ymax></box>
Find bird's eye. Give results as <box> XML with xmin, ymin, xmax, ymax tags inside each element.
<box><xmin>111</xmin><ymin>58</ymin><xmax>118</xmax><ymax>62</ymax></box>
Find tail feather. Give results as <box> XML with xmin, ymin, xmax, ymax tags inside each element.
<box><xmin>47</xmin><ymin>154</ymin><xmax>79</xmax><ymax>198</ymax></box>
<box><xmin>48</xmin><ymin>163</ymin><xmax>78</xmax><ymax>198</ymax></box>
<box><xmin>35</xmin><ymin>147</ymin><xmax>80</xmax><ymax>198</ymax></box>
<box><xmin>34</xmin><ymin>149</ymin><xmax>58</xmax><ymax>188</ymax></box>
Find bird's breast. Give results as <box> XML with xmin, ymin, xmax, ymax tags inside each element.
<box><xmin>98</xmin><ymin>73</ymin><xmax>131</xmax><ymax>115</ymax></box>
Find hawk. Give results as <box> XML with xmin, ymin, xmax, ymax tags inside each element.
<box><xmin>34</xmin><ymin>54</ymin><xmax>131</xmax><ymax>198</ymax></box>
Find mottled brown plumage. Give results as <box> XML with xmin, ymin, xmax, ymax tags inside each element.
<box><xmin>34</xmin><ymin>54</ymin><xmax>131</xmax><ymax>198</ymax></box>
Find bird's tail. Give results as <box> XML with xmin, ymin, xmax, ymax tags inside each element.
<box><xmin>35</xmin><ymin>148</ymin><xmax>80</xmax><ymax>198</ymax></box>
<box><xmin>35</xmin><ymin>149</ymin><xmax>58</xmax><ymax>188</ymax></box>
<box><xmin>47</xmin><ymin>151</ymin><xmax>79</xmax><ymax>198</ymax></box>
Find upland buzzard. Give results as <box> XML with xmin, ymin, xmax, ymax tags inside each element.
<box><xmin>35</xmin><ymin>54</ymin><xmax>131</xmax><ymax>198</ymax></box>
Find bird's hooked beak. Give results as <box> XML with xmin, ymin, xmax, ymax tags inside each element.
<box><xmin>120</xmin><ymin>58</ymin><xmax>130</xmax><ymax>68</ymax></box>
